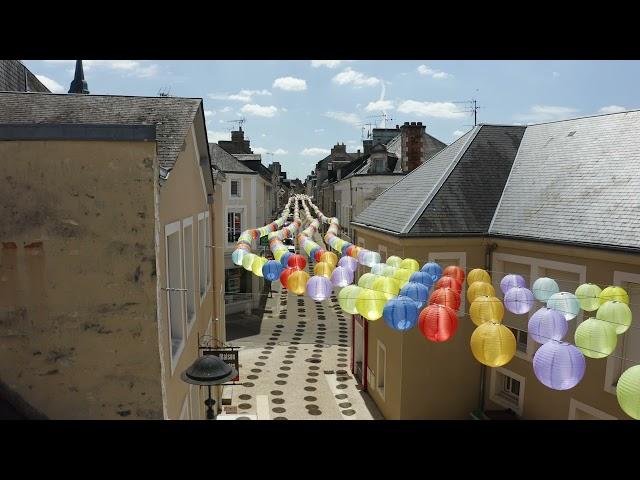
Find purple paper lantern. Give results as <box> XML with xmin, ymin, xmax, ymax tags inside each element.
<box><xmin>528</xmin><ymin>307</ymin><xmax>568</xmax><ymax>344</ymax></box>
<box><xmin>399</xmin><ymin>281</ymin><xmax>430</xmax><ymax>309</ymax></box>
<box><xmin>306</xmin><ymin>275</ymin><xmax>333</xmax><ymax>302</ymax></box>
<box><xmin>504</xmin><ymin>287</ymin><xmax>534</xmax><ymax>314</ymax></box>
<box><xmin>500</xmin><ymin>274</ymin><xmax>526</xmax><ymax>295</ymax></box>
<box><xmin>409</xmin><ymin>271</ymin><xmax>434</xmax><ymax>290</ymax></box>
<box><xmin>533</xmin><ymin>341</ymin><xmax>586</xmax><ymax>390</ymax></box>
<box><xmin>338</xmin><ymin>255</ymin><xmax>358</xmax><ymax>272</ymax></box>
<box><xmin>331</xmin><ymin>266</ymin><xmax>354</xmax><ymax>288</ymax></box>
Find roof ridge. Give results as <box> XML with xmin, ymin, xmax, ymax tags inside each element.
<box><xmin>518</xmin><ymin>108</ymin><xmax>640</xmax><ymax>127</ymax></box>
<box><xmin>400</xmin><ymin>126</ymin><xmax>482</xmax><ymax>234</ymax></box>
<box><xmin>0</xmin><ymin>91</ymin><xmax>204</xmax><ymax>101</ymax></box>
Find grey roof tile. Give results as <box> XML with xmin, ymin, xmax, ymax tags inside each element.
<box><xmin>209</xmin><ymin>143</ymin><xmax>256</xmax><ymax>173</ymax></box>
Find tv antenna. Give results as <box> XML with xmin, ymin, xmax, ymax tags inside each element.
<box><xmin>452</xmin><ymin>92</ymin><xmax>482</xmax><ymax>126</ymax></box>
<box><xmin>158</xmin><ymin>86</ymin><xmax>171</xmax><ymax>97</ymax></box>
<box><xmin>357</xmin><ymin>122</ymin><xmax>375</xmax><ymax>140</ymax></box>
<box><xmin>367</xmin><ymin>113</ymin><xmax>393</xmax><ymax>128</ymax></box>
<box><xmin>226</xmin><ymin>117</ymin><xmax>246</xmax><ymax>130</ymax></box>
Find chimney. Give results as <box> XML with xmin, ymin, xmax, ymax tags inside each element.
<box><xmin>68</xmin><ymin>60</ymin><xmax>89</xmax><ymax>94</ymax></box>
<box><xmin>401</xmin><ymin>121</ymin><xmax>427</xmax><ymax>172</ymax></box>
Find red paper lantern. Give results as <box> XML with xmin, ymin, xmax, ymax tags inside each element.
<box><xmin>237</xmin><ymin>242</ymin><xmax>251</xmax><ymax>251</ymax></box>
<box><xmin>435</xmin><ymin>276</ymin><xmax>462</xmax><ymax>294</ymax></box>
<box><xmin>418</xmin><ymin>304</ymin><xmax>458</xmax><ymax>342</ymax></box>
<box><xmin>429</xmin><ymin>287</ymin><xmax>461</xmax><ymax>311</ymax></box>
<box><xmin>443</xmin><ymin>265</ymin><xmax>465</xmax><ymax>285</ymax></box>
<box><xmin>280</xmin><ymin>267</ymin><xmax>297</xmax><ymax>288</ymax></box>
<box><xmin>314</xmin><ymin>249</ymin><xmax>325</xmax><ymax>262</ymax></box>
<box><xmin>346</xmin><ymin>245</ymin><xmax>355</xmax><ymax>257</ymax></box>
<box><xmin>288</xmin><ymin>254</ymin><xmax>307</xmax><ymax>270</ymax></box>
<box><xmin>251</xmin><ymin>229</ymin><xmax>260</xmax><ymax>240</ymax></box>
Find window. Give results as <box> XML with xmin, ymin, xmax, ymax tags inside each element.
<box><xmin>376</xmin><ymin>340</ymin><xmax>386</xmax><ymax>400</ymax></box>
<box><xmin>490</xmin><ymin>367</ymin><xmax>525</xmax><ymax>415</ymax></box>
<box><xmin>166</xmin><ymin>222</ymin><xmax>184</xmax><ymax>365</ymax></box>
<box><xmin>198</xmin><ymin>213</ymin><xmax>207</xmax><ymax>300</ymax></box>
<box><xmin>183</xmin><ymin>218</ymin><xmax>196</xmax><ymax>330</ymax></box>
<box><xmin>205</xmin><ymin>212</ymin><xmax>211</xmax><ymax>290</ymax></box>
<box><xmin>230</xmin><ymin>179</ymin><xmax>241</xmax><ymax>198</ymax></box>
<box><xmin>509</xmin><ymin>327</ymin><xmax>528</xmax><ymax>353</ymax></box>
<box><xmin>227</xmin><ymin>211</ymin><xmax>242</xmax><ymax>244</ymax></box>
<box><xmin>428</xmin><ymin>252</ymin><xmax>467</xmax><ymax>315</ymax></box>
<box><xmin>568</xmin><ymin>399</ymin><xmax>617</xmax><ymax>420</ymax></box>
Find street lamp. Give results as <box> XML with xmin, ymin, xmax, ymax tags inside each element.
<box><xmin>181</xmin><ymin>354</ymin><xmax>238</xmax><ymax>420</ymax></box>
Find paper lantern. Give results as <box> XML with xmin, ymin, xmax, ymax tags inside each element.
<box><xmin>400</xmin><ymin>281</ymin><xmax>430</xmax><ymax>309</ymax></box>
<box><xmin>262</xmin><ymin>260</ymin><xmax>283</xmax><ymax>282</ymax></box>
<box><xmin>596</xmin><ymin>301</ymin><xmax>632</xmax><ymax>334</ymax></box>
<box><xmin>467</xmin><ymin>268</ymin><xmax>491</xmax><ymax>285</ymax></box>
<box><xmin>382</xmin><ymin>265</ymin><xmax>397</xmax><ymax>277</ymax></box>
<box><xmin>362</xmin><ymin>251</ymin><xmax>381</xmax><ymax>267</ymax></box>
<box><xmin>355</xmin><ymin>289</ymin><xmax>387</xmax><ymax>321</ymax></box>
<box><xmin>409</xmin><ymin>271</ymin><xmax>434</xmax><ymax>290</ymax></box>
<box><xmin>547</xmin><ymin>292</ymin><xmax>580</xmax><ymax>321</ymax></box>
<box><xmin>372</xmin><ymin>276</ymin><xmax>400</xmax><ymax>300</ymax></box>
<box><xmin>371</xmin><ymin>263</ymin><xmax>386</xmax><ymax>275</ymax></box>
<box><xmin>231</xmin><ymin>249</ymin><xmax>247</xmax><ymax>266</ymax></box>
<box><xmin>421</xmin><ymin>262</ymin><xmax>442</xmax><ymax>281</ymax></box>
<box><xmin>242</xmin><ymin>253</ymin><xmax>257</xmax><ymax>271</ymax></box>
<box><xmin>314</xmin><ymin>261</ymin><xmax>334</xmax><ymax>278</ymax></box>
<box><xmin>331</xmin><ymin>266</ymin><xmax>354</xmax><ymax>288</ymax></box>
<box><xmin>307</xmin><ymin>275</ymin><xmax>333</xmax><ymax>302</ymax></box>
<box><xmin>418</xmin><ymin>304</ymin><xmax>458</xmax><ymax>342</ymax></box>
<box><xmin>429</xmin><ymin>287</ymin><xmax>461</xmax><ymax>311</ymax></box>
<box><xmin>504</xmin><ymin>287</ymin><xmax>534</xmax><ymax>315</ymax></box>
<box><xmin>288</xmin><ymin>254</ymin><xmax>307</xmax><ymax>270</ymax></box>
<box><xmin>338</xmin><ymin>256</ymin><xmax>358</xmax><ymax>272</ymax></box>
<box><xmin>470</xmin><ymin>296</ymin><xmax>504</xmax><ymax>326</ymax></box>
<box><xmin>384</xmin><ymin>296</ymin><xmax>419</xmax><ymax>331</ymax></box>
<box><xmin>320</xmin><ymin>251</ymin><xmax>338</xmax><ymax>267</ymax></box>
<box><xmin>467</xmin><ymin>281</ymin><xmax>496</xmax><ymax>304</ymax></box>
<box><xmin>500</xmin><ymin>274</ymin><xmax>526</xmax><ymax>295</ymax></box>
<box><xmin>386</xmin><ymin>256</ymin><xmax>403</xmax><ymax>268</ymax></box>
<box><xmin>470</xmin><ymin>322</ymin><xmax>516</xmax><ymax>367</ymax></box>
<box><xmin>532</xmin><ymin>277</ymin><xmax>560</xmax><ymax>302</ymax></box>
<box><xmin>280</xmin><ymin>252</ymin><xmax>292</xmax><ymax>268</ymax></box>
<box><xmin>533</xmin><ymin>341</ymin><xmax>585</xmax><ymax>390</ymax></box>
<box><xmin>346</xmin><ymin>245</ymin><xmax>356</xmax><ymax>257</ymax></box>
<box><xmin>338</xmin><ymin>285</ymin><xmax>362</xmax><ymax>315</ymax></box>
<box><xmin>357</xmin><ymin>273</ymin><xmax>378</xmax><ymax>290</ymax></box>
<box><xmin>599</xmin><ymin>286</ymin><xmax>630</xmax><ymax>306</ymax></box>
<box><xmin>280</xmin><ymin>267</ymin><xmax>296</xmax><ymax>289</ymax></box>
<box><xmin>528</xmin><ymin>307</ymin><xmax>567</xmax><ymax>344</ymax></box>
<box><xmin>392</xmin><ymin>268</ymin><xmax>412</xmax><ymax>289</ymax></box>
<box><xmin>574</xmin><ymin>317</ymin><xmax>617</xmax><ymax>359</ymax></box>
<box><xmin>616</xmin><ymin>365</ymin><xmax>640</xmax><ymax>420</ymax></box>
<box><xmin>274</xmin><ymin>249</ymin><xmax>284</xmax><ymax>262</ymax></box>
<box><xmin>252</xmin><ymin>257</ymin><xmax>267</xmax><ymax>277</ymax></box>
<box><xmin>288</xmin><ymin>270</ymin><xmax>310</xmax><ymax>296</ymax></box>
<box><xmin>443</xmin><ymin>265</ymin><xmax>465</xmax><ymax>285</ymax></box>
<box><xmin>313</xmin><ymin>249</ymin><xmax>324</xmax><ymax>262</ymax></box>
<box><xmin>435</xmin><ymin>276</ymin><xmax>462</xmax><ymax>294</ymax></box>
<box><xmin>575</xmin><ymin>283</ymin><xmax>602</xmax><ymax>311</ymax></box>
<box><xmin>400</xmin><ymin>258</ymin><xmax>420</xmax><ymax>272</ymax></box>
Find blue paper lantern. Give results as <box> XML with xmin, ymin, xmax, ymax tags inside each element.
<box><xmin>399</xmin><ymin>281</ymin><xmax>430</xmax><ymax>309</ymax></box>
<box><xmin>341</xmin><ymin>243</ymin><xmax>350</xmax><ymax>255</ymax></box>
<box><xmin>533</xmin><ymin>341</ymin><xmax>586</xmax><ymax>390</ymax></box>
<box><xmin>532</xmin><ymin>277</ymin><xmax>560</xmax><ymax>303</ymax></box>
<box><xmin>262</xmin><ymin>260</ymin><xmax>283</xmax><ymax>282</ymax></box>
<box><xmin>421</xmin><ymin>262</ymin><xmax>442</xmax><ymax>281</ymax></box>
<box><xmin>409</xmin><ymin>271</ymin><xmax>434</xmax><ymax>290</ymax></box>
<box><xmin>231</xmin><ymin>248</ymin><xmax>247</xmax><ymax>266</ymax></box>
<box><xmin>280</xmin><ymin>252</ymin><xmax>292</xmax><ymax>268</ymax></box>
<box><xmin>528</xmin><ymin>307</ymin><xmax>568</xmax><ymax>344</ymax></box>
<box><xmin>547</xmin><ymin>292</ymin><xmax>580</xmax><ymax>321</ymax></box>
<box><xmin>383</xmin><ymin>296</ymin><xmax>419</xmax><ymax>331</ymax></box>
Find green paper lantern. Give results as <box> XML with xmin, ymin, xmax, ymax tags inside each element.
<box><xmin>242</xmin><ymin>253</ymin><xmax>257</xmax><ymax>271</ymax></box>
<box><xmin>372</xmin><ymin>276</ymin><xmax>400</xmax><ymax>300</ymax></box>
<box><xmin>596</xmin><ymin>301</ymin><xmax>632</xmax><ymax>335</ymax></box>
<box><xmin>392</xmin><ymin>268</ymin><xmax>412</xmax><ymax>289</ymax></box>
<box><xmin>358</xmin><ymin>273</ymin><xmax>378</xmax><ymax>290</ymax></box>
<box><xmin>355</xmin><ymin>289</ymin><xmax>387</xmax><ymax>321</ymax></box>
<box><xmin>386</xmin><ymin>256</ymin><xmax>403</xmax><ymax>268</ymax></box>
<box><xmin>617</xmin><ymin>365</ymin><xmax>640</xmax><ymax>420</ymax></box>
<box><xmin>600</xmin><ymin>286</ymin><xmax>629</xmax><ymax>306</ymax></box>
<box><xmin>574</xmin><ymin>317</ymin><xmax>617</xmax><ymax>359</ymax></box>
<box><xmin>575</xmin><ymin>283</ymin><xmax>602</xmax><ymax>311</ymax></box>
<box><xmin>338</xmin><ymin>285</ymin><xmax>362</xmax><ymax>314</ymax></box>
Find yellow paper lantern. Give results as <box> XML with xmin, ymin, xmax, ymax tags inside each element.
<box><xmin>314</xmin><ymin>261</ymin><xmax>334</xmax><ymax>278</ymax></box>
<box><xmin>338</xmin><ymin>285</ymin><xmax>362</xmax><ymax>314</ymax></box>
<box><xmin>467</xmin><ymin>281</ymin><xmax>496</xmax><ymax>303</ymax></box>
<box><xmin>599</xmin><ymin>286</ymin><xmax>629</xmax><ymax>305</ymax></box>
<box><xmin>242</xmin><ymin>253</ymin><xmax>257</xmax><ymax>271</ymax></box>
<box><xmin>355</xmin><ymin>289</ymin><xmax>387</xmax><ymax>321</ymax></box>
<box><xmin>320</xmin><ymin>251</ymin><xmax>338</xmax><ymax>267</ymax></box>
<box><xmin>252</xmin><ymin>257</ymin><xmax>267</xmax><ymax>277</ymax></box>
<box><xmin>470</xmin><ymin>295</ymin><xmax>505</xmax><ymax>326</ymax></box>
<box><xmin>400</xmin><ymin>258</ymin><xmax>420</xmax><ymax>272</ymax></box>
<box><xmin>386</xmin><ymin>256</ymin><xmax>403</xmax><ymax>268</ymax></box>
<box><xmin>575</xmin><ymin>283</ymin><xmax>602</xmax><ymax>311</ymax></box>
<box><xmin>288</xmin><ymin>270</ymin><xmax>310</xmax><ymax>296</ymax></box>
<box><xmin>470</xmin><ymin>322</ymin><xmax>516</xmax><ymax>367</ymax></box>
<box><xmin>382</xmin><ymin>265</ymin><xmax>397</xmax><ymax>277</ymax></box>
<box><xmin>372</xmin><ymin>276</ymin><xmax>400</xmax><ymax>300</ymax></box>
<box><xmin>467</xmin><ymin>268</ymin><xmax>491</xmax><ymax>285</ymax></box>
<box><xmin>392</xmin><ymin>268</ymin><xmax>412</xmax><ymax>289</ymax></box>
<box><xmin>358</xmin><ymin>273</ymin><xmax>378</xmax><ymax>289</ymax></box>
<box><xmin>274</xmin><ymin>249</ymin><xmax>284</xmax><ymax>261</ymax></box>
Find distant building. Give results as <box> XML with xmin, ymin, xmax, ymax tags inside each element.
<box><xmin>0</xmin><ymin>60</ymin><xmax>50</xmax><ymax>93</ymax></box>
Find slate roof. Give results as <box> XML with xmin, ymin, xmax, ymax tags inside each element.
<box><xmin>0</xmin><ymin>60</ymin><xmax>50</xmax><ymax>93</ymax></box>
<box><xmin>0</xmin><ymin>92</ymin><xmax>201</xmax><ymax>171</ymax></box>
<box><xmin>209</xmin><ymin>143</ymin><xmax>255</xmax><ymax>174</ymax></box>
<box><xmin>489</xmin><ymin>111</ymin><xmax>640</xmax><ymax>251</ymax></box>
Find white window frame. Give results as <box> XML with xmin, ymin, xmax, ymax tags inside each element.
<box><xmin>182</xmin><ymin>216</ymin><xmax>196</xmax><ymax>336</ymax></box>
<box><xmin>428</xmin><ymin>251</ymin><xmax>467</xmax><ymax>317</ymax></box>
<box><xmin>568</xmin><ymin>398</ymin><xmax>617</xmax><ymax>420</ymax></box>
<box><xmin>489</xmin><ymin>367</ymin><xmax>525</xmax><ymax>416</ymax></box>
<box><xmin>205</xmin><ymin>211</ymin><xmax>211</xmax><ymax>293</ymax></box>
<box><xmin>179</xmin><ymin>394</ymin><xmax>189</xmax><ymax>420</ymax></box>
<box><xmin>492</xmin><ymin>252</ymin><xmax>586</xmax><ymax>362</ymax></box>
<box><xmin>508</xmin><ymin>327</ymin><xmax>529</xmax><ymax>355</ymax></box>
<box><xmin>165</xmin><ymin>220</ymin><xmax>185</xmax><ymax>374</ymax></box>
<box><xmin>378</xmin><ymin>244</ymin><xmax>388</xmax><ymax>263</ymax></box>
<box><xmin>198</xmin><ymin>212</ymin><xmax>207</xmax><ymax>303</ymax></box>
<box><xmin>226</xmin><ymin>207</ymin><xmax>245</xmax><ymax>247</ymax></box>
<box><xmin>229</xmin><ymin>177</ymin><xmax>242</xmax><ymax>199</ymax></box>
<box><xmin>376</xmin><ymin>340</ymin><xmax>386</xmax><ymax>401</ymax></box>
<box><xmin>604</xmin><ymin>270</ymin><xmax>640</xmax><ymax>395</ymax></box>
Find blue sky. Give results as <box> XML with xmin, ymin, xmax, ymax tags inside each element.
<box><xmin>24</xmin><ymin>60</ymin><xmax>640</xmax><ymax>180</ymax></box>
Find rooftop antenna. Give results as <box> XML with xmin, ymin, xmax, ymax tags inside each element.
<box><xmin>367</xmin><ymin>113</ymin><xmax>393</xmax><ymax>129</ymax></box>
<box><xmin>226</xmin><ymin>117</ymin><xmax>246</xmax><ymax>130</ymax></box>
<box><xmin>452</xmin><ymin>90</ymin><xmax>482</xmax><ymax>126</ymax></box>
<box><xmin>356</xmin><ymin>122</ymin><xmax>375</xmax><ymax>140</ymax></box>
<box><xmin>158</xmin><ymin>85</ymin><xmax>171</xmax><ymax>97</ymax></box>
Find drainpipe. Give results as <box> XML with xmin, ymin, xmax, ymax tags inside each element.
<box><xmin>478</xmin><ymin>241</ymin><xmax>498</xmax><ymax>413</ymax></box>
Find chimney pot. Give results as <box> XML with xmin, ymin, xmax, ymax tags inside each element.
<box><xmin>404</xmin><ymin>122</ymin><xmax>409</xmax><ymax>126</ymax></box>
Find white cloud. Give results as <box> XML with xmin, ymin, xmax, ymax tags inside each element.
<box><xmin>332</xmin><ymin>68</ymin><xmax>380</xmax><ymax>87</ymax></box>
<box><xmin>598</xmin><ymin>105</ymin><xmax>626</xmax><ymax>114</ymax></box>
<box><xmin>397</xmin><ymin>100</ymin><xmax>466</xmax><ymax>119</ymax></box>
<box><xmin>273</xmin><ymin>148</ymin><xmax>288</xmax><ymax>155</ymax></box>
<box><xmin>35</xmin><ymin>74</ymin><xmax>65</xmax><ymax>93</ymax></box>
<box><xmin>45</xmin><ymin>60</ymin><xmax>159</xmax><ymax>78</ymax></box>
<box><xmin>301</xmin><ymin>148</ymin><xmax>331</xmax><ymax>156</ymax></box>
<box><xmin>324</xmin><ymin>111</ymin><xmax>360</xmax><ymax>125</ymax></box>
<box><xmin>417</xmin><ymin>64</ymin><xmax>451</xmax><ymax>79</ymax></box>
<box><xmin>281</xmin><ymin>107</ymin><xmax>288</xmax><ymax>112</ymax></box>
<box><xmin>241</xmin><ymin>104</ymin><xmax>278</xmax><ymax>117</ymax></box>
<box><xmin>219</xmin><ymin>106</ymin><xmax>232</xmax><ymax>113</ymax></box>
<box><xmin>365</xmin><ymin>100</ymin><xmax>394</xmax><ymax>112</ymax></box>
<box><xmin>514</xmin><ymin>105</ymin><xmax>578</xmax><ymax>122</ymax></box>
<box><xmin>207</xmin><ymin>130</ymin><xmax>230</xmax><ymax>142</ymax></box>
<box><xmin>252</xmin><ymin>147</ymin><xmax>269</xmax><ymax>155</ymax></box>
<box><xmin>209</xmin><ymin>89</ymin><xmax>271</xmax><ymax>103</ymax></box>
<box><xmin>273</xmin><ymin>76</ymin><xmax>307</xmax><ymax>91</ymax></box>
<box><xmin>261</xmin><ymin>133</ymin><xmax>267</xmax><ymax>137</ymax></box>
<box><xmin>453</xmin><ymin>130</ymin><xmax>465</xmax><ymax>137</ymax></box>
<box><xmin>314</xmin><ymin>128</ymin><xmax>325</xmax><ymax>134</ymax></box>
<box><xmin>204</xmin><ymin>110</ymin><xmax>214</xmax><ymax>117</ymax></box>
<box><xmin>311</xmin><ymin>60</ymin><xmax>343</xmax><ymax>68</ymax></box>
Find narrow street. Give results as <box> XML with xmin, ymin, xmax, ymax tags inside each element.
<box><xmin>222</xmin><ymin>260</ymin><xmax>382</xmax><ymax>420</ymax></box>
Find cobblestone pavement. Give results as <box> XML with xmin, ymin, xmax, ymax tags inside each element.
<box><xmin>221</xmin><ymin>264</ymin><xmax>383</xmax><ymax>420</ymax></box>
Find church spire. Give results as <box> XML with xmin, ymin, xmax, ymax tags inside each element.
<box><xmin>68</xmin><ymin>60</ymin><xmax>89</xmax><ymax>94</ymax></box>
